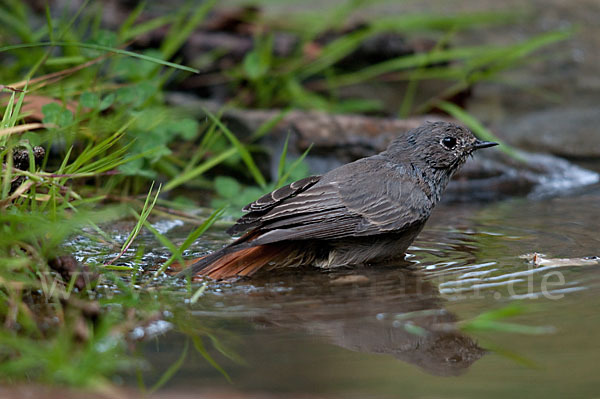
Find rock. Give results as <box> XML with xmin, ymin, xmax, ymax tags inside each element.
<box><xmin>452</xmin><ymin>148</ymin><xmax>599</xmax><ymax>201</ymax></box>
<box><xmin>496</xmin><ymin>107</ymin><xmax>600</xmax><ymax>159</ymax></box>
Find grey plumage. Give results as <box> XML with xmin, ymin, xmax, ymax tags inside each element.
<box><xmin>178</xmin><ymin>121</ymin><xmax>497</xmax><ymax>279</ymax></box>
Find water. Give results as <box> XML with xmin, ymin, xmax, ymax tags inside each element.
<box><xmin>111</xmin><ymin>182</ymin><xmax>600</xmax><ymax>398</ymax></box>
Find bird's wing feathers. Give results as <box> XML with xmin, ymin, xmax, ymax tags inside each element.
<box><xmin>242</xmin><ymin>175</ymin><xmax>322</xmax><ymax>212</ymax></box>
<box><xmin>340</xmin><ymin>170</ymin><xmax>433</xmax><ymax>233</ymax></box>
<box><xmin>227</xmin><ymin>175</ymin><xmax>322</xmax><ymax>235</ymax></box>
<box><xmin>237</xmin><ymin>160</ymin><xmax>434</xmax><ymax>244</ymax></box>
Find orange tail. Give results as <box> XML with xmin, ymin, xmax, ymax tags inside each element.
<box><xmin>184</xmin><ymin>244</ymin><xmax>290</xmax><ymax>280</ymax></box>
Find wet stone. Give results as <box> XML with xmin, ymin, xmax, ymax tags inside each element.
<box><xmin>496</xmin><ymin>107</ymin><xmax>600</xmax><ymax>159</ymax></box>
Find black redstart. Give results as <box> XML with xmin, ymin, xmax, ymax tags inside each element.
<box><xmin>178</xmin><ymin>121</ymin><xmax>497</xmax><ymax>279</ymax></box>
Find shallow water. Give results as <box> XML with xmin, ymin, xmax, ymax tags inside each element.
<box><xmin>96</xmin><ymin>181</ymin><xmax>600</xmax><ymax>398</ymax></box>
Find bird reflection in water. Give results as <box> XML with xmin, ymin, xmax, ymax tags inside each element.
<box><xmin>243</xmin><ymin>264</ymin><xmax>485</xmax><ymax>376</ymax></box>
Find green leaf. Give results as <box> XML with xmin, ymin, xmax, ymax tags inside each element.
<box><xmin>243</xmin><ymin>50</ymin><xmax>269</xmax><ymax>80</ymax></box>
<box><xmin>41</xmin><ymin>103</ymin><xmax>73</xmax><ymax>127</ymax></box>
<box><xmin>41</xmin><ymin>102</ymin><xmax>60</xmax><ymax>121</ymax></box>
<box><xmin>83</xmin><ymin>29</ymin><xmax>119</xmax><ymax>58</ymax></box>
<box><xmin>214</xmin><ymin>176</ymin><xmax>241</xmax><ymax>199</ymax></box>
<box><xmin>237</xmin><ymin>187</ymin><xmax>265</xmax><ymax>208</ymax></box>
<box><xmin>92</xmin><ymin>29</ymin><xmax>118</xmax><ymax>48</ymax></box>
<box><xmin>243</xmin><ymin>52</ymin><xmax>262</xmax><ymax>80</ymax></box>
<box><xmin>118</xmin><ymin>159</ymin><xmax>157</xmax><ymax>179</ymax></box>
<box><xmin>115</xmin><ymin>86</ymin><xmax>138</xmax><ymax>105</ymax></box>
<box><xmin>80</xmin><ymin>92</ymin><xmax>100</xmax><ymax>109</ymax></box>
<box><xmin>114</xmin><ymin>83</ymin><xmax>157</xmax><ymax>108</ymax></box>
<box><xmin>176</xmin><ymin>118</ymin><xmax>199</xmax><ymax>141</ymax></box>
<box><xmin>99</xmin><ymin>93</ymin><xmax>115</xmax><ymax>111</ymax></box>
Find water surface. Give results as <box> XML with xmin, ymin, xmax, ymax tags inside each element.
<box><xmin>116</xmin><ymin>182</ymin><xmax>600</xmax><ymax>398</ymax></box>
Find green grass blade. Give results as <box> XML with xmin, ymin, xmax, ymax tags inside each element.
<box><xmin>164</xmin><ymin>147</ymin><xmax>237</xmax><ymax>192</ymax></box>
<box><xmin>461</xmin><ymin>320</ymin><xmax>555</xmax><ymax>335</ymax></box>
<box><xmin>144</xmin><ymin>220</ymin><xmax>182</xmax><ymax>268</ymax></box>
<box><xmin>44</xmin><ymin>5</ymin><xmax>54</xmax><ymax>42</ymax></box>
<box><xmin>276</xmin><ymin>133</ymin><xmax>290</xmax><ymax>183</ymax></box>
<box><xmin>120</xmin><ymin>14</ymin><xmax>177</xmax><ymax>42</ymax></box>
<box><xmin>117</xmin><ymin>1</ymin><xmax>147</xmax><ymax>40</ymax></box>
<box><xmin>191</xmin><ymin>336</ymin><xmax>231</xmax><ymax>383</ymax></box>
<box><xmin>201</xmin><ymin>106</ymin><xmax>267</xmax><ymax>188</ymax></box>
<box><xmin>251</xmin><ymin>108</ymin><xmax>291</xmax><ymax>140</ymax></box>
<box><xmin>149</xmin><ymin>339</ymin><xmax>189</xmax><ymax>393</ymax></box>
<box><xmin>190</xmin><ymin>283</ymin><xmax>207</xmax><ymax>304</ymax></box>
<box><xmin>1</xmin><ymin>92</ymin><xmax>16</xmax><ymax>128</ymax></box>
<box><xmin>154</xmin><ymin>206</ymin><xmax>225</xmax><ymax>276</ymax></box>
<box><xmin>106</xmin><ymin>182</ymin><xmax>160</xmax><ymax>266</ymax></box>
<box><xmin>299</xmin><ymin>28</ymin><xmax>373</xmax><ymax>79</ymax></box>
<box><xmin>0</xmin><ymin>4</ymin><xmax>33</xmax><ymax>42</ymax></box>
<box><xmin>0</xmin><ymin>42</ymin><xmax>199</xmax><ymax>73</ymax></box>
<box><xmin>277</xmin><ymin>144</ymin><xmax>313</xmax><ymax>187</ymax></box>
<box><xmin>160</xmin><ymin>0</ymin><xmax>217</xmax><ymax>60</ymax></box>
<box><xmin>372</xmin><ymin>12</ymin><xmax>519</xmax><ymax>32</ymax></box>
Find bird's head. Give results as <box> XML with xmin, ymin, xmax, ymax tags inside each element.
<box><xmin>386</xmin><ymin>121</ymin><xmax>498</xmax><ymax>175</ymax></box>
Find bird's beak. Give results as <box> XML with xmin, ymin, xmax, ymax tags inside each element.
<box><xmin>472</xmin><ymin>139</ymin><xmax>498</xmax><ymax>150</ymax></box>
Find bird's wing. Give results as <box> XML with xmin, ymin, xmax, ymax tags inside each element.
<box><xmin>247</xmin><ymin>160</ymin><xmax>434</xmax><ymax>245</ymax></box>
<box><xmin>340</xmin><ymin>168</ymin><xmax>434</xmax><ymax>233</ymax></box>
<box><xmin>227</xmin><ymin>175</ymin><xmax>322</xmax><ymax>235</ymax></box>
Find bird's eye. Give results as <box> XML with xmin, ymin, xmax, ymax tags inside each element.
<box><xmin>441</xmin><ymin>136</ymin><xmax>457</xmax><ymax>150</ymax></box>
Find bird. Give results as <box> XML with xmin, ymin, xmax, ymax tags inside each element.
<box><xmin>177</xmin><ymin>121</ymin><xmax>498</xmax><ymax>280</ymax></box>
